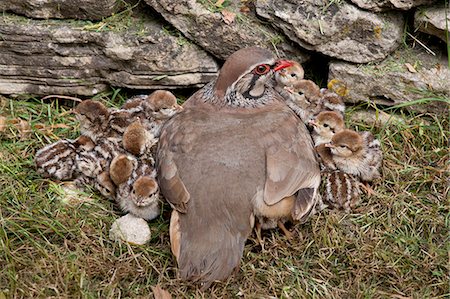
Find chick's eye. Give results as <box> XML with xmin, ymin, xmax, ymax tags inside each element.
<box><xmin>323</xmin><ymin>124</ymin><xmax>329</xmax><ymax>128</ymax></box>
<box><xmin>291</xmin><ymin>73</ymin><xmax>297</xmax><ymax>77</ymax></box>
<box><xmin>254</xmin><ymin>64</ymin><xmax>270</xmax><ymax>75</ymax></box>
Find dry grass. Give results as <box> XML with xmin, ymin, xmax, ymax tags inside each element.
<box><xmin>0</xmin><ymin>94</ymin><xmax>448</xmax><ymax>298</ymax></box>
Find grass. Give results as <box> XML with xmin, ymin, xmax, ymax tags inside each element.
<box><xmin>0</xmin><ymin>93</ymin><xmax>448</xmax><ymax>298</ymax></box>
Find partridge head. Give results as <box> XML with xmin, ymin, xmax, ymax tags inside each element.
<box><xmin>274</xmin><ymin>60</ymin><xmax>304</xmax><ymax>89</ymax></box>
<box><xmin>122</xmin><ymin>118</ymin><xmax>157</xmax><ymax>156</ymax></box>
<box><xmin>74</xmin><ymin>170</ymin><xmax>116</xmax><ymax>199</ymax></box>
<box><xmin>157</xmin><ymin>46</ymin><xmax>320</xmax><ymax>286</ymax></box>
<box><xmin>74</xmin><ymin>100</ymin><xmax>110</xmax><ymax>142</ymax></box>
<box><xmin>110</xmin><ymin>155</ymin><xmax>160</xmax><ymax>221</ymax></box>
<box><xmin>144</xmin><ymin>90</ymin><xmax>178</xmax><ymax>111</ymax></box>
<box><xmin>109</xmin><ymin>154</ymin><xmax>136</xmax><ymax>185</ymax></box>
<box><xmin>310</xmin><ymin>111</ymin><xmax>345</xmax><ymax>146</ymax></box>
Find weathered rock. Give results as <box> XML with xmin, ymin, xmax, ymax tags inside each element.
<box><xmin>144</xmin><ymin>0</ymin><xmax>309</xmax><ymax>62</ymax></box>
<box><xmin>348</xmin><ymin>109</ymin><xmax>406</xmax><ymax>127</ymax></box>
<box><xmin>0</xmin><ymin>13</ymin><xmax>218</xmax><ymax>96</ymax></box>
<box><xmin>109</xmin><ymin>214</ymin><xmax>151</xmax><ymax>245</ymax></box>
<box><xmin>349</xmin><ymin>0</ymin><xmax>437</xmax><ymax>12</ymax></box>
<box><xmin>329</xmin><ymin>46</ymin><xmax>449</xmax><ymax>113</ymax></box>
<box><xmin>415</xmin><ymin>4</ymin><xmax>450</xmax><ymax>42</ymax></box>
<box><xmin>0</xmin><ymin>0</ymin><xmax>119</xmax><ymax>20</ymax></box>
<box><xmin>256</xmin><ymin>0</ymin><xmax>404</xmax><ymax>63</ymax></box>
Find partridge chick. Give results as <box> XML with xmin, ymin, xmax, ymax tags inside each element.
<box><xmin>310</xmin><ymin>111</ymin><xmax>346</xmax><ymax>146</ymax></box>
<box><xmin>142</xmin><ymin>90</ymin><xmax>183</xmax><ymax>138</ymax></box>
<box><xmin>74</xmin><ymin>100</ymin><xmax>110</xmax><ymax>142</ymax></box>
<box><xmin>75</xmin><ymin>170</ymin><xmax>116</xmax><ymax>199</ymax></box>
<box><xmin>122</xmin><ymin>118</ymin><xmax>158</xmax><ymax>157</ymax></box>
<box><xmin>326</xmin><ymin>129</ymin><xmax>382</xmax><ymax>195</ymax></box>
<box><xmin>35</xmin><ymin>135</ymin><xmax>95</xmax><ymax>181</ymax></box>
<box><xmin>274</xmin><ymin>60</ymin><xmax>304</xmax><ymax>89</ymax></box>
<box><xmin>110</xmin><ymin>154</ymin><xmax>161</xmax><ymax>221</ymax></box>
<box><xmin>317</xmin><ymin>89</ymin><xmax>346</xmax><ymax>116</ymax></box>
<box><xmin>315</xmin><ymin>140</ymin><xmax>362</xmax><ymax>211</ymax></box>
<box><xmin>322</xmin><ymin>170</ymin><xmax>361</xmax><ymax>212</ymax></box>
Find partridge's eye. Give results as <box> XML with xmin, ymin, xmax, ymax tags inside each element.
<box><xmin>291</xmin><ymin>73</ymin><xmax>297</xmax><ymax>77</ymax></box>
<box><xmin>340</xmin><ymin>145</ymin><xmax>347</xmax><ymax>149</ymax></box>
<box><xmin>254</xmin><ymin>64</ymin><xmax>270</xmax><ymax>75</ymax></box>
<box><xmin>323</xmin><ymin>123</ymin><xmax>329</xmax><ymax>128</ymax></box>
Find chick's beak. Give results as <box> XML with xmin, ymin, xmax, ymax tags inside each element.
<box><xmin>274</xmin><ymin>60</ymin><xmax>294</xmax><ymax>72</ymax></box>
<box><xmin>309</xmin><ymin>120</ymin><xmax>317</xmax><ymax>127</ymax></box>
<box><xmin>325</xmin><ymin>143</ymin><xmax>334</xmax><ymax>148</ymax></box>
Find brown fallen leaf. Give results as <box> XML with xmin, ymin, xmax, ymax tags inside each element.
<box><xmin>16</xmin><ymin>119</ymin><xmax>32</xmax><ymax>138</ymax></box>
<box><xmin>221</xmin><ymin>9</ymin><xmax>236</xmax><ymax>25</ymax></box>
<box><xmin>151</xmin><ymin>285</ymin><xmax>172</xmax><ymax>299</ymax></box>
<box><xmin>404</xmin><ymin>63</ymin><xmax>417</xmax><ymax>73</ymax></box>
<box><xmin>0</xmin><ymin>116</ymin><xmax>6</xmax><ymax>132</ymax></box>
<box><xmin>240</xmin><ymin>5</ymin><xmax>250</xmax><ymax>13</ymax></box>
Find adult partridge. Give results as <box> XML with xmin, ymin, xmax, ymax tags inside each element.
<box><xmin>157</xmin><ymin>47</ymin><xmax>321</xmax><ymax>286</ymax></box>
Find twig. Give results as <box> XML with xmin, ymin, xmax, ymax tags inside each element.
<box><xmin>40</xmin><ymin>95</ymin><xmax>83</xmax><ymax>102</ymax></box>
<box><xmin>406</xmin><ymin>32</ymin><xmax>436</xmax><ymax>56</ymax></box>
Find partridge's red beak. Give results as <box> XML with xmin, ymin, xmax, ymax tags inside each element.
<box><xmin>274</xmin><ymin>60</ymin><xmax>294</xmax><ymax>72</ymax></box>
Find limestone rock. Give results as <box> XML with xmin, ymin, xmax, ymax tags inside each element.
<box><xmin>0</xmin><ymin>13</ymin><xmax>218</xmax><ymax>96</ymax></box>
<box><xmin>329</xmin><ymin>46</ymin><xmax>449</xmax><ymax>113</ymax></box>
<box><xmin>415</xmin><ymin>4</ymin><xmax>450</xmax><ymax>42</ymax></box>
<box><xmin>109</xmin><ymin>214</ymin><xmax>151</xmax><ymax>245</ymax></box>
<box><xmin>349</xmin><ymin>0</ymin><xmax>437</xmax><ymax>12</ymax></box>
<box><xmin>256</xmin><ymin>0</ymin><xmax>404</xmax><ymax>63</ymax></box>
<box><xmin>144</xmin><ymin>0</ymin><xmax>309</xmax><ymax>62</ymax></box>
<box><xmin>348</xmin><ymin>109</ymin><xmax>406</xmax><ymax>127</ymax></box>
<box><xmin>0</xmin><ymin>0</ymin><xmax>119</xmax><ymax>20</ymax></box>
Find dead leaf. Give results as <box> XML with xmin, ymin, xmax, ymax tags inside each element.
<box><xmin>221</xmin><ymin>9</ymin><xmax>236</xmax><ymax>25</ymax></box>
<box><xmin>240</xmin><ymin>5</ymin><xmax>250</xmax><ymax>13</ymax></box>
<box><xmin>0</xmin><ymin>116</ymin><xmax>6</xmax><ymax>132</ymax></box>
<box><xmin>215</xmin><ymin>0</ymin><xmax>225</xmax><ymax>6</ymax></box>
<box><xmin>17</xmin><ymin>119</ymin><xmax>32</xmax><ymax>137</ymax></box>
<box><xmin>404</xmin><ymin>63</ymin><xmax>417</xmax><ymax>73</ymax></box>
<box><xmin>151</xmin><ymin>285</ymin><xmax>172</xmax><ymax>299</ymax></box>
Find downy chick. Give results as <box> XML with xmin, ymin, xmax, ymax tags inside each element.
<box><xmin>142</xmin><ymin>90</ymin><xmax>183</xmax><ymax>138</ymax></box>
<box><xmin>110</xmin><ymin>154</ymin><xmax>161</xmax><ymax>221</ymax></box>
<box><xmin>316</xmin><ymin>89</ymin><xmax>346</xmax><ymax>116</ymax></box>
<box><xmin>122</xmin><ymin>118</ymin><xmax>158</xmax><ymax>157</ymax></box>
<box><xmin>35</xmin><ymin>135</ymin><xmax>95</xmax><ymax>181</ymax></box>
<box><xmin>326</xmin><ymin>129</ymin><xmax>382</xmax><ymax>195</ymax></box>
<box><xmin>75</xmin><ymin>170</ymin><xmax>116</xmax><ymax>199</ymax></box>
<box><xmin>322</xmin><ymin>170</ymin><xmax>361</xmax><ymax>212</ymax></box>
<box><xmin>310</xmin><ymin>111</ymin><xmax>346</xmax><ymax>146</ymax></box>
<box><xmin>274</xmin><ymin>60</ymin><xmax>305</xmax><ymax>89</ymax></box>
<box><xmin>74</xmin><ymin>100</ymin><xmax>110</xmax><ymax>142</ymax></box>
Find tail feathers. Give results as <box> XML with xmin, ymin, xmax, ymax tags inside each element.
<box><xmin>292</xmin><ymin>187</ymin><xmax>317</xmax><ymax>223</ymax></box>
<box><xmin>176</xmin><ymin>217</ymin><xmax>248</xmax><ymax>287</ymax></box>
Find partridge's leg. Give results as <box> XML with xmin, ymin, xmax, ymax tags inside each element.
<box><xmin>277</xmin><ymin>220</ymin><xmax>294</xmax><ymax>239</ymax></box>
<box><xmin>360</xmin><ymin>182</ymin><xmax>375</xmax><ymax>197</ymax></box>
<box><xmin>255</xmin><ymin>221</ymin><xmax>265</xmax><ymax>250</ymax></box>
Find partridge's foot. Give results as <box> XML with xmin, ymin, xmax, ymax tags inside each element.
<box><xmin>360</xmin><ymin>182</ymin><xmax>375</xmax><ymax>197</ymax></box>
<box><xmin>277</xmin><ymin>220</ymin><xmax>294</xmax><ymax>239</ymax></box>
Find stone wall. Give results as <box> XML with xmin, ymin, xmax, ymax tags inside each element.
<box><xmin>0</xmin><ymin>0</ymin><xmax>448</xmax><ymax>112</ymax></box>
